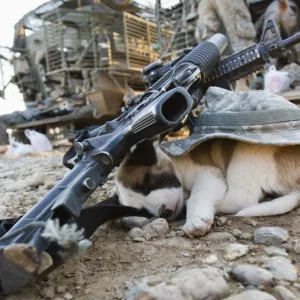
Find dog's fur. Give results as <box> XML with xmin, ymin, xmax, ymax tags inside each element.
<box><xmin>115</xmin><ymin>139</ymin><xmax>300</xmax><ymax>237</ymax></box>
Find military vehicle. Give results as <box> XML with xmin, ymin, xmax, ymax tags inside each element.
<box><xmin>4</xmin><ymin>0</ymin><xmax>163</xmax><ymax>141</ymax></box>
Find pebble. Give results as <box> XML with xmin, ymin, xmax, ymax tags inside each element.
<box><xmin>121</xmin><ymin>217</ymin><xmax>149</xmax><ymax>230</ymax></box>
<box><xmin>224</xmin><ymin>244</ymin><xmax>249</xmax><ymax>261</ymax></box>
<box><xmin>40</xmin><ymin>286</ymin><xmax>55</xmax><ymax>299</ymax></box>
<box><xmin>294</xmin><ymin>239</ymin><xmax>300</xmax><ymax>254</ymax></box>
<box><xmin>26</xmin><ymin>172</ymin><xmax>45</xmax><ymax>187</ymax></box>
<box><xmin>133</xmin><ymin>237</ymin><xmax>146</xmax><ymax>243</ymax></box>
<box><xmin>216</xmin><ymin>216</ymin><xmax>228</xmax><ymax>226</ymax></box>
<box><xmin>126</xmin><ymin>267</ymin><xmax>229</xmax><ymax>300</ymax></box>
<box><xmin>44</xmin><ymin>181</ymin><xmax>56</xmax><ymax>190</ymax></box>
<box><xmin>273</xmin><ymin>285</ymin><xmax>298</xmax><ymax>300</ymax></box>
<box><xmin>241</xmin><ymin>232</ymin><xmax>253</xmax><ymax>240</ymax></box>
<box><xmin>63</xmin><ymin>293</ymin><xmax>73</xmax><ymax>300</ymax></box>
<box><xmin>231</xmin><ymin>264</ymin><xmax>275</xmax><ymax>287</ymax></box>
<box><xmin>202</xmin><ymin>232</ymin><xmax>236</xmax><ymax>243</ymax></box>
<box><xmin>264</xmin><ymin>257</ymin><xmax>297</xmax><ymax>281</ymax></box>
<box><xmin>232</xmin><ymin>229</ymin><xmax>242</xmax><ymax>238</ymax></box>
<box><xmin>224</xmin><ymin>289</ymin><xmax>276</xmax><ymax>300</ymax></box>
<box><xmin>264</xmin><ymin>246</ymin><xmax>288</xmax><ymax>257</ymax></box>
<box><xmin>200</xmin><ymin>253</ymin><xmax>218</xmax><ymax>264</ymax></box>
<box><xmin>129</xmin><ymin>227</ymin><xmax>144</xmax><ymax>240</ymax></box>
<box><xmin>56</xmin><ymin>285</ymin><xmax>67</xmax><ymax>294</ymax></box>
<box><xmin>254</xmin><ymin>227</ymin><xmax>289</xmax><ymax>246</ymax></box>
<box><xmin>142</xmin><ymin>218</ymin><xmax>169</xmax><ymax>240</ymax></box>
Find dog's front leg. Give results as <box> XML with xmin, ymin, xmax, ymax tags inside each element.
<box><xmin>183</xmin><ymin>166</ymin><xmax>227</xmax><ymax>238</ymax></box>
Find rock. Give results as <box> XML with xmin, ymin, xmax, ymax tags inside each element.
<box><xmin>249</xmin><ymin>219</ymin><xmax>258</xmax><ymax>227</ymax></box>
<box><xmin>264</xmin><ymin>257</ymin><xmax>297</xmax><ymax>281</ymax></box>
<box><xmin>264</xmin><ymin>246</ymin><xmax>288</xmax><ymax>257</ymax></box>
<box><xmin>129</xmin><ymin>227</ymin><xmax>144</xmax><ymax>240</ymax></box>
<box><xmin>132</xmin><ymin>285</ymin><xmax>184</xmax><ymax>300</ymax></box>
<box><xmin>27</xmin><ymin>172</ymin><xmax>45</xmax><ymax>187</ymax></box>
<box><xmin>56</xmin><ymin>285</ymin><xmax>67</xmax><ymax>294</ymax></box>
<box><xmin>231</xmin><ymin>264</ymin><xmax>275</xmax><ymax>287</ymax></box>
<box><xmin>241</xmin><ymin>232</ymin><xmax>253</xmax><ymax>240</ymax></box>
<box><xmin>200</xmin><ymin>253</ymin><xmax>218</xmax><ymax>264</ymax></box>
<box><xmin>216</xmin><ymin>216</ymin><xmax>228</xmax><ymax>226</ymax></box>
<box><xmin>126</xmin><ymin>267</ymin><xmax>229</xmax><ymax>300</ymax></box>
<box><xmin>133</xmin><ymin>237</ymin><xmax>146</xmax><ymax>243</ymax></box>
<box><xmin>294</xmin><ymin>239</ymin><xmax>300</xmax><ymax>254</ymax></box>
<box><xmin>224</xmin><ymin>289</ymin><xmax>276</xmax><ymax>300</ymax></box>
<box><xmin>232</xmin><ymin>229</ymin><xmax>242</xmax><ymax>238</ymax></box>
<box><xmin>119</xmin><ymin>253</ymin><xmax>132</xmax><ymax>263</ymax></box>
<box><xmin>169</xmin><ymin>267</ymin><xmax>229</xmax><ymax>299</ymax></box>
<box><xmin>63</xmin><ymin>293</ymin><xmax>73</xmax><ymax>300</ymax></box>
<box><xmin>224</xmin><ymin>244</ymin><xmax>249</xmax><ymax>261</ymax></box>
<box><xmin>142</xmin><ymin>218</ymin><xmax>169</xmax><ymax>240</ymax></box>
<box><xmin>202</xmin><ymin>232</ymin><xmax>236</xmax><ymax>243</ymax></box>
<box><xmin>45</xmin><ymin>181</ymin><xmax>56</xmax><ymax>190</ymax></box>
<box><xmin>254</xmin><ymin>227</ymin><xmax>289</xmax><ymax>246</ymax></box>
<box><xmin>273</xmin><ymin>285</ymin><xmax>297</xmax><ymax>300</ymax></box>
<box><xmin>40</xmin><ymin>286</ymin><xmax>55</xmax><ymax>299</ymax></box>
<box><xmin>121</xmin><ymin>217</ymin><xmax>149</xmax><ymax>230</ymax></box>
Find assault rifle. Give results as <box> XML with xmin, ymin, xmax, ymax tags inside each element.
<box><xmin>0</xmin><ymin>19</ymin><xmax>300</xmax><ymax>295</ymax></box>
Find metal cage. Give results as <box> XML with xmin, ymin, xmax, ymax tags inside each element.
<box><xmin>155</xmin><ymin>0</ymin><xmax>197</xmax><ymax>61</ymax></box>
<box><xmin>42</xmin><ymin>7</ymin><xmax>162</xmax><ymax>75</ymax></box>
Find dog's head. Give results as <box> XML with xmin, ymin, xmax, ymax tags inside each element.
<box><xmin>115</xmin><ymin>140</ymin><xmax>184</xmax><ymax>220</ymax></box>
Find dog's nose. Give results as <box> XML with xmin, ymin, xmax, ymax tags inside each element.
<box><xmin>159</xmin><ymin>205</ymin><xmax>173</xmax><ymax>218</ymax></box>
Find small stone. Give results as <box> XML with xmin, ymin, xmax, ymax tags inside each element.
<box><xmin>57</xmin><ymin>286</ymin><xmax>67</xmax><ymax>294</ymax></box>
<box><xmin>264</xmin><ymin>257</ymin><xmax>297</xmax><ymax>281</ymax></box>
<box><xmin>119</xmin><ymin>253</ymin><xmax>132</xmax><ymax>263</ymax></box>
<box><xmin>129</xmin><ymin>227</ymin><xmax>144</xmax><ymax>240</ymax></box>
<box><xmin>249</xmin><ymin>219</ymin><xmax>258</xmax><ymax>227</ymax></box>
<box><xmin>169</xmin><ymin>267</ymin><xmax>229</xmax><ymax>299</ymax></box>
<box><xmin>232</xmin><ymin>229</ymin><xmax>242</xmax><ymax>237</ymax></box>
<box><xmin>121</xmin><ymin>217</ymin><xmax>149</xmax><ymax>230</ymax></box>
<box><xmin>40</xmin><ymin>286</ymin><xmax>55</xmax><ymax>299</ymax></box>
<box><xmin>224</xmin><ymin>289</ymin><xmax>276</xmax><ymax>300</ymax></box>
<box><xmin>84</xmin><ymin>289</ymin><xmax>91</xmax><ymax>295</ymax></box>
<box><xmin>294</xmin><ymin>239</ymin><xmax>300</xmax><ymax>254</ymax></box>
<box><xmin>273</xmin><ymin>285</ymin><xmax>297</xmax><ymax>300</ymax></box>
<box><xmin>264</xmin><ymin>246</ymin><xmax>288</xmax><ymax>257</ymax></box>
<box><xmin>241</xmin><ymin>232</ymin><xmax>253</xmax><ymax>240</ymax></box>
<box><xmin>27</xmin><ymin>172</ymin><xmax>45</xmax><ymax>187</ymax></box>
<box><xmin>254</xmin><ymin>227</ymin><xmax>289</xmax><ymax>246</ymax></box>
<box><xmin>142</xmin><ymin>218</ymin><xmax>169</xmax><ymax>240</ymax></box>
<box><xmin>45</xmin><ymin>181</ymin><xmax>56</xmax><ymax>190</ymax></box>
<box><xmin>216</xmin><ymin>216</ymin><xmax>228</xmax><ymax>226</ymax></box>
<box><xmin>133</xmin><ymin>237</ymin><xmax>146</xmax><ymax>242</ymax></box>
<box><xmin>201</xmin><ymin>253</ymin><xmax>218</xmax><ymax>264</ymax></box>
<box><xmin>224</xmin><ymin>243</ymin><xmax>249</xmax><ymax>261</ymax></box>
<box><xmin>231</xmin><ymin>264</ymin><xmax>275</xmax><ymax>287</ymax></box>
<box><xmin>202</xmin><ymin>232</ymin><xmax>236</xmax><ymax>243</ymax></box>
<box><xmin>63</xmin><ymin>293</ymin><xmax>73</xmax><ymax>300</ymax></box>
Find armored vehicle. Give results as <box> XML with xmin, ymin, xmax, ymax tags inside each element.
<box><xmin>6</xmin><ymin>0</ymin><xmax>161</xmax><ymax>141</ymax></box>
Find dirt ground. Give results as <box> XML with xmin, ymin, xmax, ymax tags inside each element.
<box><xmin>1</xmin><ymin>149</ymin><xmax>300</xmax><ymax>300</ymax></box>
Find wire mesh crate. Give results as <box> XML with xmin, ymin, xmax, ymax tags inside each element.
<box><xmin>42</xmin><ymin>7</ymin><xmax>162</xmax><ymax>76</ymax></box>
<box><xmin>155</xmin><ymin>0</ymin><xmax>197</xmax><ymax>61</ymax></box>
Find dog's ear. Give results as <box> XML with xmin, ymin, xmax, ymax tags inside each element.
<box><xmin>126</xmin><ymin>139</ymin><xmax>157</xmax><ymax>166</ymax></box>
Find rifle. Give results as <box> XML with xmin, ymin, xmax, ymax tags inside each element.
<box><xmin>0</xmin><ymin>19</ymin><xmax>299</xmax><ymax>296</ymax></box>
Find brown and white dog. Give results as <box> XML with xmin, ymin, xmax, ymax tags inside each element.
<box><xmin>115</xmin><ymin>139</ymin><xmax>300</xmax><ymax>238</ymax></box>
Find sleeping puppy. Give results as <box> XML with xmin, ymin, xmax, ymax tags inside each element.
<box><xmin>115</xmin><ymin>139</ymin><xmax>300</xmax><ymax>238</ymax></box>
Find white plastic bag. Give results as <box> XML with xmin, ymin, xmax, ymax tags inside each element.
<box><xmin>5</xmin><ymin>130</ymin><xmax>53</xmax><ymax>156</ymax></box>
<box><xmin>5</xmin><ymin>137</ymin><xmax>34</xmax><ymax>156</ymax></box>
<box><xmin>24</xmin><ymin>129</ymin><xmax>53</xmax><ymax>152</ymax></box>
<box><xmin>264</xmin><ymin>65</ymin><xmax>291</xmax><ymax>94</ymax></box>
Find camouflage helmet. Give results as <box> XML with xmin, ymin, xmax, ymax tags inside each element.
<box><xmin>161</xmin><ymin>87</ymin><xmax>300</xmax><ymax>156</ymax></box>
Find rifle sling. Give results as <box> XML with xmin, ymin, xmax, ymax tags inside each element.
<box><xmin>0</xmin><ymin>196</ymin><xmax>150</xmax><ymax>240</ymax></box>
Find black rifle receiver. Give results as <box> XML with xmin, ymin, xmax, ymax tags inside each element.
<box><xmin>0</xmin><ymin>19</ymin><xmax>300</xmax><ymax>296</ymax></box>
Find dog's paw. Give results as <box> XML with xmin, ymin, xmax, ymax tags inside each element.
<box><xmin>183</xmin><ymin>217</ymin><xmax>213</xmax><ymax>238</ymax></box>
